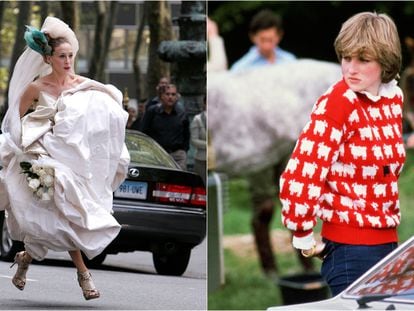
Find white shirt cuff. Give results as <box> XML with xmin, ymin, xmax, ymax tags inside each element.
<box><xmin>292</xmin><ymin>232</ymin><xmax>315</xmax><ymax>250</ymax></box>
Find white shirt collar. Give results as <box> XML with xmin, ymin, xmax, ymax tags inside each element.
<box><xmin>359</xmin><ymin>79</ymin><xmax>399</xmax><ymax>102</ymax></box>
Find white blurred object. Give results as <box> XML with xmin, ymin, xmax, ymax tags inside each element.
<box><xmin>127</xmin><ymin>99</ymin><xmax>138</xmax><ymax>111</ymax></box>
<box><xmin>208</xmin><ymin>59</ymin><xmax>342</xmax><ymax>176</ymax></box>
<box><xmin>207</xmin><ymin>17</ymin><xmax>228</xmax><ymax>72</ymax></box>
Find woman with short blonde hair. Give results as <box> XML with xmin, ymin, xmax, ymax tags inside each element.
<box><xmin>334</xmin><ymin>12</ymin><xmax>401</xmax><ymax>83</ymax></box>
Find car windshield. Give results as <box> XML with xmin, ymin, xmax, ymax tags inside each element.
<box><xmin>125</xmin><ymin>131</ymin><xmax>179</xmax><ymax>169</ymax></box>
<box><xmin>343</xmin><ymin>236</ymin><xmax>414</xmax><ymax>304</ymax></box>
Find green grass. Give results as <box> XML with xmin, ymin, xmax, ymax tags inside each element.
<box><xmin>210</xmin><ymin>176</ymin><xmax>321</xmax><ymax>310</ymax></box>
<box><xmin>222</xmin><ymin>178</ymin><xmax>284</xmax><ymax>235</ymax></box>
<box><xmin>209</xmin><ymin>150</ymin><xmax>414</xmax><ymax>310</ymax></box>
<box><xmin>208</xmin><ymin>248</ymin><xmax>317</xmax><ymax>310</ymax></box>
<box><xmin>208</xmin><ymin>250</ymin><xmax>278</xmax><ymax>310</ymax></box>
<box><xmin>221</xmin><ymin>178</ymin><xmax>253</xmax><ymax>235</ymax></box>
<box><xmin>208</xmin><ymin>250</ymin><xmax>281</xmax><ymax>311</ymax></box>
<box><xmin>396</xmin><ymin>148</ymin><xmax>414</xmax><ymax>241</ymax></box>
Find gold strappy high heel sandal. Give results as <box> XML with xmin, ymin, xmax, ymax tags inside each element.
<box><xmin>77</xmin><ymin>271</ymin><xmax>100</xmax><ymax>300</ymax></box>
<box><xmin>10</xmin><ymin>251</ymin><xmax>32</xmax><ymax>290</ymax></box>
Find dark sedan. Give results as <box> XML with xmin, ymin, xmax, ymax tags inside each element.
<box><xmin>0</xmin><ymin>130</ymin><xmax>206</xmax><ymax>276</ymax></box>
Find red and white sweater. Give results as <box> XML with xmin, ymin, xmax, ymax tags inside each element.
<box><xmin>279</xmin><ymin>79</ymin><xmax>405</xmax><ymax>249</ymax></box>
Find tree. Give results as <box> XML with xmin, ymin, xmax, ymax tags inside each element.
<box><xmin>3</xmin><ymin>1</ymin><xmax>31</xmax><ymax>115</ymax></box>
<box><xmin>0</xmin><ymin>1</ymin><xmax>5</xmax><ymax>35</ymax></box>
<box><xmin>60</xmin><ymin>1</ymin><xmax>78</xmax><ymax>31</ymax></box>
<box><xmin>88</xmin><ymin>1</ymin><xmax>118</xmax><ymax>82</ymax></box>
<box><xmin>0</xmin><ymin>1</ymin><xmax>5</xmax><ymax>60</ymax></box>
<box><xmin>8</xmin><ymin>1</ymin><xmax>30</xmax><ymax>77</ymax></box>
<box><xmin>39</xmin><ymin>1</ymin><xmax>48</xmax><ymax>24</ymax></box>
<box><xmin>132</xmin><ymin>2</ymin><xmax>147</xmax><ymax>101</ymax></box>
<box><xmin>146</xmin><ymin>0</ymin><xmax>173</xmax><ymax>99</ymax></box>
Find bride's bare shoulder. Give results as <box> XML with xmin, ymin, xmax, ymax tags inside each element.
<box><xmin>32</xmin><ymin>76</ymin><xmax>54</xmax><ymax>89</ymax></box>
<box><xmin>74</xmin><ymin>75</ymin><xmax>88</xmax><ymax>84</ymax></box>
<box><xmin>23</xmin><ymin>81</ymin><xmax>41</xmax><ymax>97</ymax></box>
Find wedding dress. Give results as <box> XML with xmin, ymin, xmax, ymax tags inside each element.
<box><xmin>0</xmin><ymin>79</ymin><xmax>130</xmax><ymax>260</ymax></box>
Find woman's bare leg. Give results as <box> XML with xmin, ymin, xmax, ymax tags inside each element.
<box><xmin>69</xmin><ymin>249</ymin><xmax>100</xmax><ymax>300</ymax></box>
<box><xmin>68</xmin><ymin>250</ymin><xmax>88</xmax><ymax>272</ymax></box>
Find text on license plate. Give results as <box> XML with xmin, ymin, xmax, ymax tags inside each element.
<box><xmin>115</xmin><ymin>180</ymin><xmax>148</xmax><ymax>200</ymax></box>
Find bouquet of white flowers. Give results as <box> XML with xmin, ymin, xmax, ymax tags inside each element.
<box><xmin>20</xmin><ymin>161</ymin><xmax>55</xmax><ymax>201</ymax></box>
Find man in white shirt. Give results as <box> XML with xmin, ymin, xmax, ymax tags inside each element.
<box><xmin>230</xmin><ymin>9</ymin><xmax>296</xmax><ymax>73</ymax></box>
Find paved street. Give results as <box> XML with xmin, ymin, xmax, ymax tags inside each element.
<box><xmin>0</xmin><ymin>239</ymin><xmax>206</xmax><ymax>310</ymax></box>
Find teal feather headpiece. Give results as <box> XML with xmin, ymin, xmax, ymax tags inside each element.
<box><xmin>24</xmin><ymin>25</ymin><xmax>52</xmax><ymax>56</ymax></box>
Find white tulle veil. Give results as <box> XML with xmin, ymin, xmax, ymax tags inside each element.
<box><xmin>1</xmin><ymin>16</ymin><xmax>79</xmax><ymax>148</ymax></box>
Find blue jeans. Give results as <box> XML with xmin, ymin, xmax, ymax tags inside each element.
<box><xmin>320</xmin><ymin>239</ymin><xmax>397</xmax><ymax>296</ymax></box>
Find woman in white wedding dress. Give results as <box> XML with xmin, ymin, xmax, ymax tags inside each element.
<box><xmin>0</xmin><ymin>17</ymin><xmax>129</xmax><ymax>300</ymax></box>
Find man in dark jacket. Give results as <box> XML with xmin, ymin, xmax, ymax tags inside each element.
<box><xmin>141</xmin><ymin>84</ymin><xmax>190</xmax><ymax>170</ymax></box>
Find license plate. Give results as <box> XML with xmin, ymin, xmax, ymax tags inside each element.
<box><xmin>115</xmin><ymin>180</ymin><xmax>148</xmax><ymax>200</ymax></box>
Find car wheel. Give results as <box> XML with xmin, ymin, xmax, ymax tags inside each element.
<box><xmin>152</xmin><ymin>243</ymin><xmax>191</xmax><ymax>276</ymax></box>
<box><xmin>81</xmin><ymin>251</ymin><xmax>107</xmax><ymax>268</ymax></box>
<box><xmin>0</xmin><ymin>211</ymin><xmax>23</xmax><ymax>261</ymax></box>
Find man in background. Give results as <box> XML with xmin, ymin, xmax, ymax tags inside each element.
<box><xmin>230</xmin><ymin>9</ymin><xmax>296</xmax><ymax>73</ymax></box>
<box><xmin>229</xmin><ymin>9</ymin><xmax>314</xmax><ymax>278</ymax></box>
<box><xmin>141</xmin><ymin>84</ymin><xmax>190</xmax><ymax>170</ymax></box>
<box><xmin>145</xmin><ymin>76</ymin><xmax>170</xmax><ymax>110</ymax></box>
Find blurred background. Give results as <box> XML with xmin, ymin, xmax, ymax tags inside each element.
<box><xmin>209</xmin><ymin>1</ymin><xmax>414</xmax><ymax>68</ymax></box>
<box><xmin>207</xmin><ymin>1</ymin><xmax>414</xmax><ymax>310</ymax></box>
